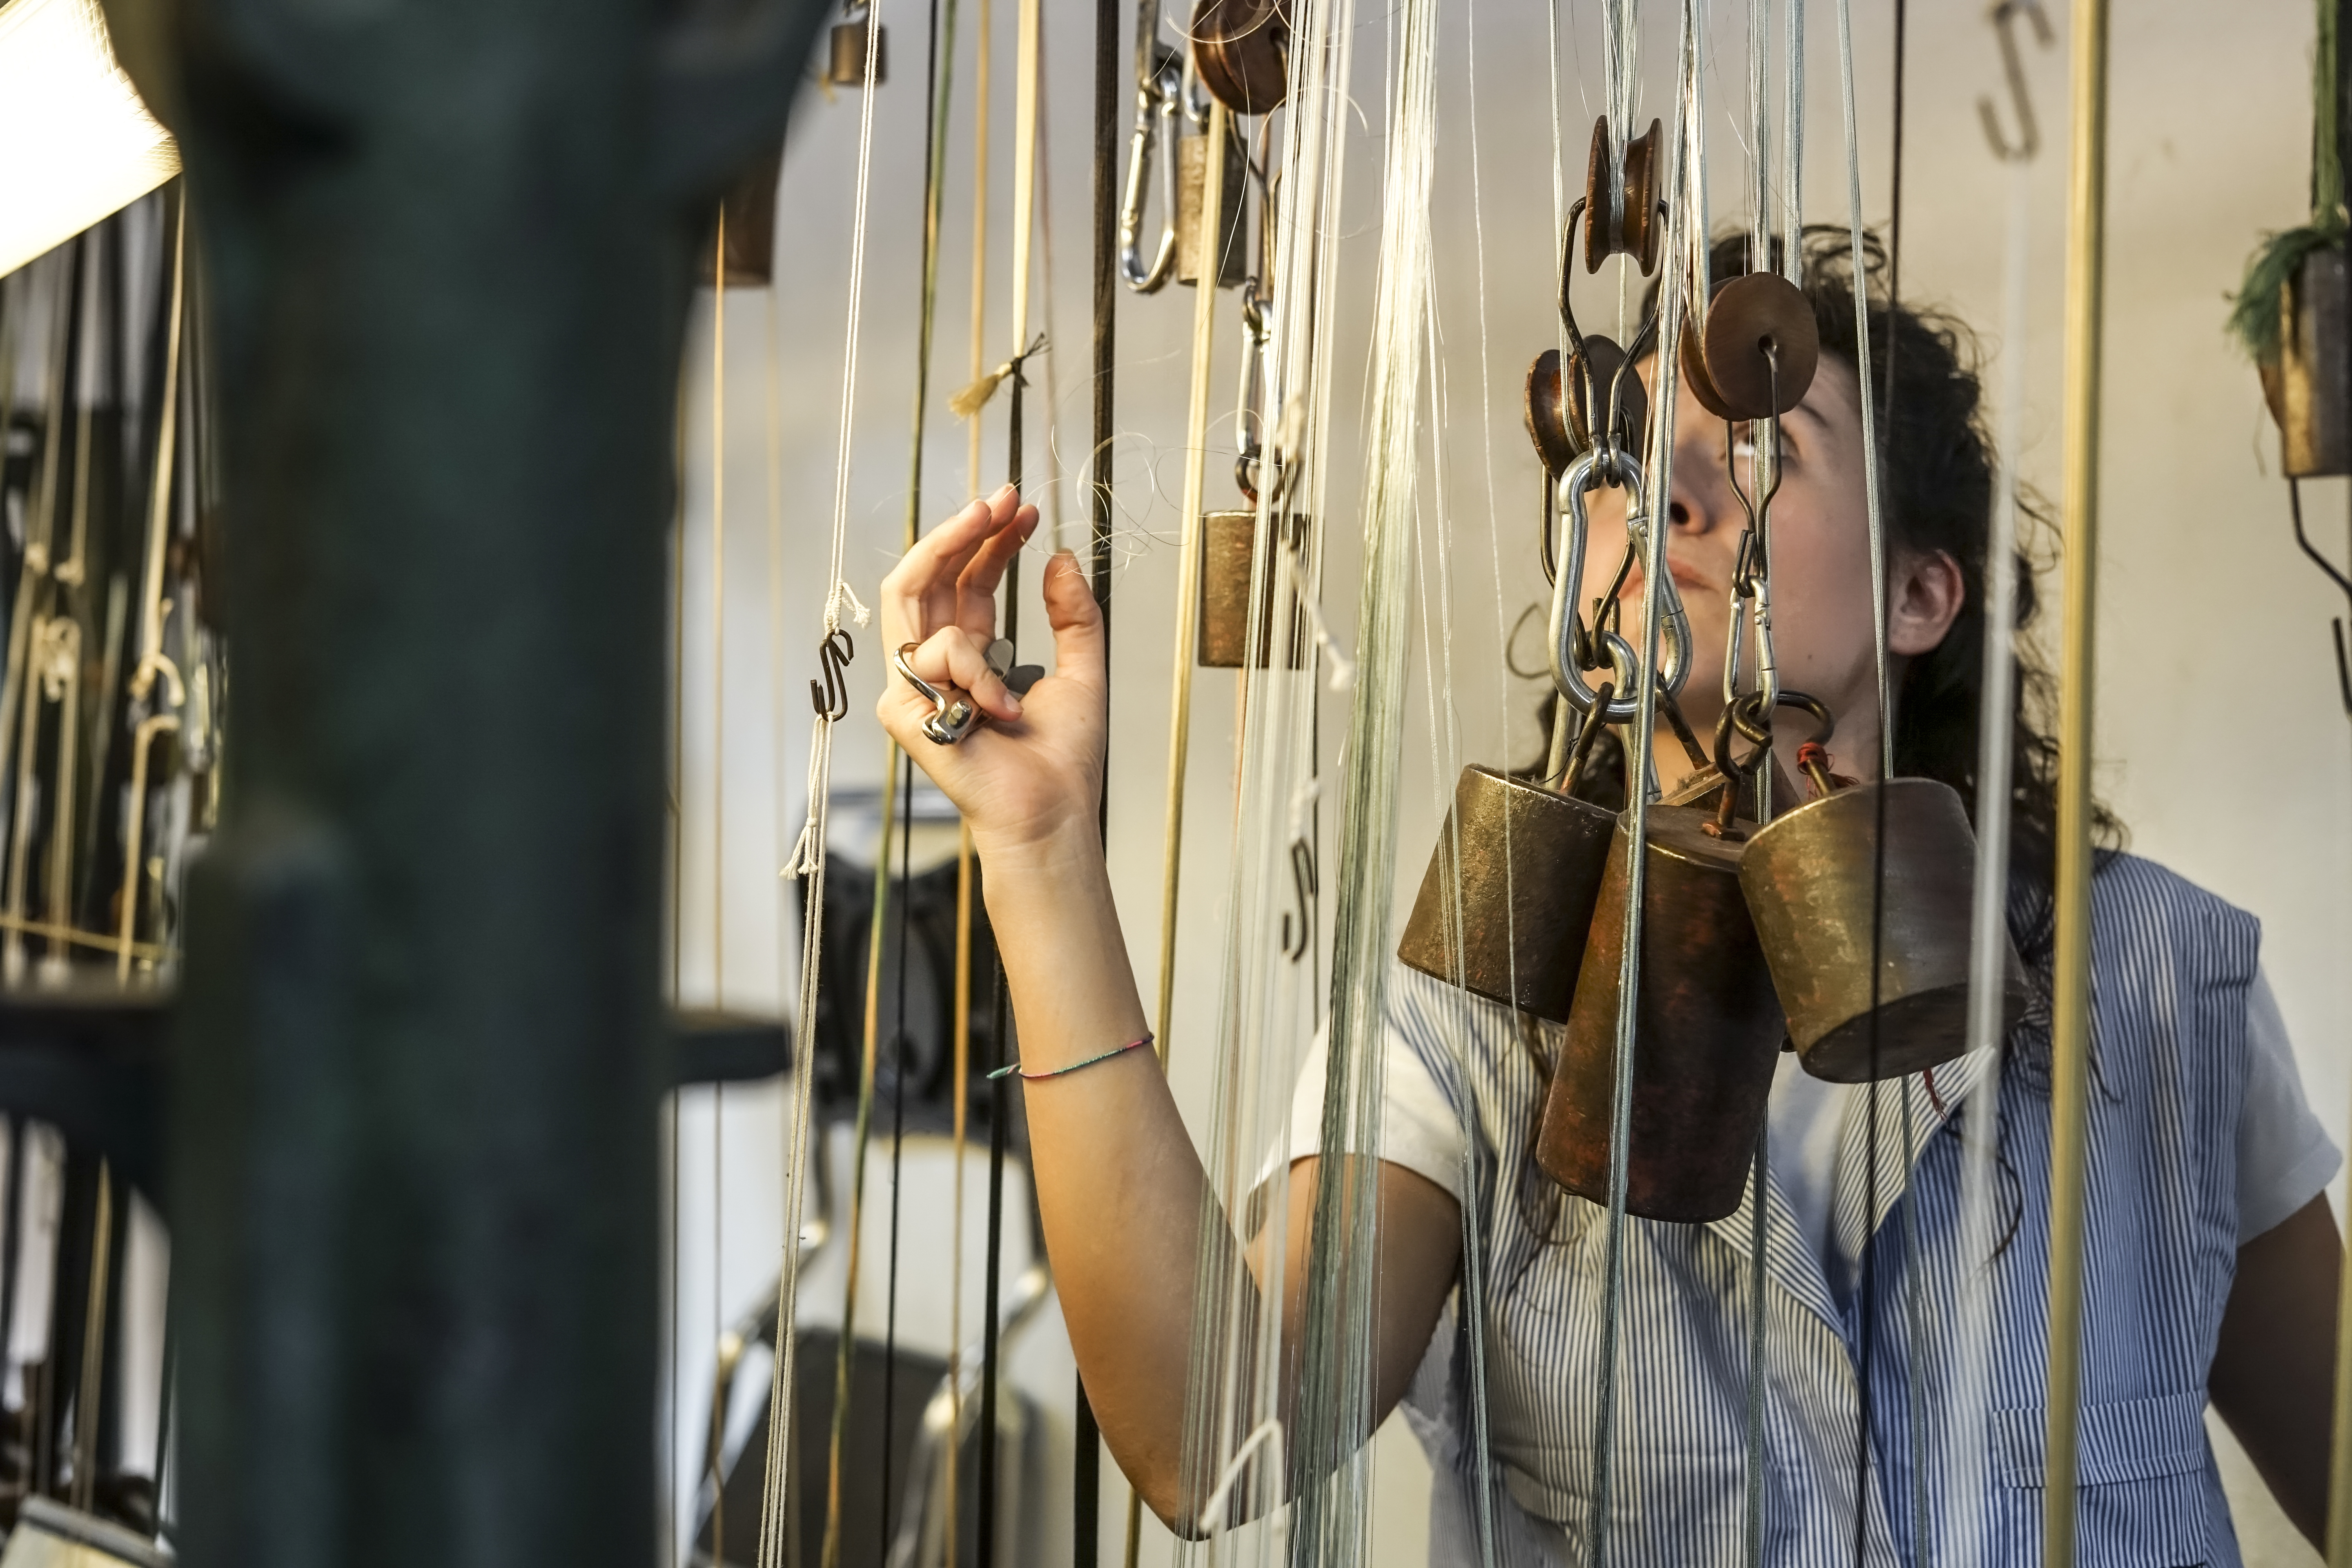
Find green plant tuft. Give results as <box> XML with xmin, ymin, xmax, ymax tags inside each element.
<box><xmin>2228</xmin><ymin>220</ymin><xmax>2347</xmax><ymax>363</ymax></box>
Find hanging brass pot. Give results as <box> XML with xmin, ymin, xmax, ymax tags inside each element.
<box><xmin>1534</xmin><ymin>803</ymin><xmax>1785</xmax><ymax>1223</ymax></box>
<box><xmin>1739</xmin><ymin>777</ymin><xmax>2029</xmax><ymax>1083</ymax></box>
<box><xmin>1175</xmin><ymin>129</ymin><xmax>1249</xmax><ymax>289</ymax></box>
<box><xmin>2259</xmin><ymin>247</ymin><xmax>2351</xmax><ymax>478</ymax></box>
<box><xmin>1198</xmin><ymin>510</ymin><xmax>1311</xmax><ymax>668</ymax></box>
<box><xmin>1396</xmin><ymin>765</ymin><xmax>1618</xmax><ymax>1023</ymax></box>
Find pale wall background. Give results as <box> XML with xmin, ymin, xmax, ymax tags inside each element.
<box><xmin>664</xmin><ymin>0</ymin><xmax>2344</xmax><ymax>1563</ymax></box>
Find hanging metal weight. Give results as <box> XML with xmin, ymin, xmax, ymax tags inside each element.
<box><xmin>1535</xmin><ymin>801</ymin><xmax>1786</xmax><ymax>1223</ymax></box>
<box><xmin>1396</xmin><ymin>454</ymin><xmax>1679</xmax><ymax>1018</ymax></box>
<box><xmin>2259</xmin><ymin>247</ymin><xmax>2352</xmax><ymax>477</ymax></box>
<box><xmin>1740</xmin><ymin>777</ymin><xmax>2031</xmax><ymax>1083</ymax></box>
<box><xmin>827</xmin><ymin>6</ymin><xmax>887</xmax><ymax>87</ymax></box>
<box><xmin>1198</xmin><ymin>509</ymin><xmax>1312</xmax><ymax>667</ymax></box>
<box><xmin>1175</xmin><ymin>125</ymin><xmax>1248</xmax><ymax>288</ymax></box>
<box><xmin>704</xmin><ymin>142</ymin><xmax>785</xmax><ymax>287</ymax></box>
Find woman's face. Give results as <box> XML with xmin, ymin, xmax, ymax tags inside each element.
<box><xmin>1575</xmin><ymin>354</ymin><xmax>1960</xmax><ymax>786</ymax></box>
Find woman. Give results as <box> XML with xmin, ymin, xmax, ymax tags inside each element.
<box><xmin>875</xmin><ymin>233</ymin><xmax>2343</xmax><ymax>1564</ymax></box>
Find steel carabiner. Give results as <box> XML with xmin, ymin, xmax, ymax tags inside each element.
<box><xmin>1548</xmin><ymin>450</ymin><xmax>1692</xmax><ymax>724</ymax></box>
<box><xmin>1119</xmin><ymin>44</ymin><xmax>1186</xmax><ymax>293</ymax></box>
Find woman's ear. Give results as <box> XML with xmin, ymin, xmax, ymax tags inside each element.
<box><xmin>1887</xmin><ymin>548</ymin><xmax>1966</xmax><ymax>658</ymax></box>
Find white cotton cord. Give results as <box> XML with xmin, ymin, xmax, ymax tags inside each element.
<box><xmin>1780</xmin><ymin>0</ymin><xmax>1805</xmax><ymax>273</ymax></box>
<box><xmin>1942</xmin><ymin>149</ymin><xmax>2033</xmax><ymax>1568</ymax></box>
<box><xmin>1588</xmin><ymin>2</ymin><xmax>1693</xmax><ymax>1558</ymax></box>
<box><xmin>1289</xmin><ymin>0</ymin><xmax>1436</xmax><ymax>1554</ymax></box>
<box><xmin>1834</xmin><ymin>0</ymin><xmax>1891</xmax><ymax>773</ymax></box>
<box><xmin>757</xmin><ymin>2</ymin><xmax>886</xmax><ymax>1563</ymax></box>
<box><xmin>1747</xmin><ymin>0</ymin><xmax>1769</xmax><ymax>267</ymax></box>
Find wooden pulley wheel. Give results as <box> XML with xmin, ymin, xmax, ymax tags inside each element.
<box><xmin>1565</xmin><ymin>335</ymin><xmax>1648</xmax><ymax>456</ymax></box>
<box><xmin>1679</xmin><ymin>317</ymin><xmax>1735</xmax><ymax>419</ymax></box>
<box><xmin>1698</xmin><ymin>272</ymin><xmax>1819</xmax><ymax>421</ymax></box>
<box><xmin>1524</xmin><ymin>350</ymin><xmax>1574</xmax><ymax>477</ymax></box>
<box><xmin>1579</xmin><ymin>118</ymin><xmax>1667</xmax><ymax>275</ymax></box>
<box><xmin>1191</xmin><ymin>0</ymin><xmax>1289</xmax><ymax>115</ymax></box>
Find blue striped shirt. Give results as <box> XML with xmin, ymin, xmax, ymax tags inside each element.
<box><xmin>1360</xmin><ymin>855</ymin><xmax>2279</xmax><ymax>1566</ymax></box>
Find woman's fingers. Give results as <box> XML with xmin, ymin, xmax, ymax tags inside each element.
<box><xmin>956</xmin><ymin>499</ymin><xmax>1040</xmax><ymax>635</ymax></box>
<box><xmin>879</xmin><ymin>490</ymin><xmax>1015</xmax><ymax>647</ymax></box>
<box><xmin>908</xmin><ymin>625</ymin><xmax>1023</xmax><ymax>722</ymax></box>
<box><xmin>1041</xmin><ymin>550</ymin><xmax>1105</xmax><ymax>693</ymax></box>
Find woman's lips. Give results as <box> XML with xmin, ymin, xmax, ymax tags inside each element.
<box><xmin>1617</xmin><ymin>557</ymin><xmax>1715</xmax><ymax>599</ymax></box>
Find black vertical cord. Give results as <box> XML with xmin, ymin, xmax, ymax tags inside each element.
<box><xmin>878</xmin><ymin>751</ymin><xmax>916</xmax><ymax>1563</ymax></box>
<box><xmin>976</xmin><ymin>325</ymin><xmax>1029</xmax><ymax>1568</ymax></box>
<box><xmin>1073</xmin><ymin>0</ymin><xmax>1120</xmax><ymax>1553</ymax></box>
<box><xmin>1853</xmin><ymin>5</ymin><xmax>1905</xmax><ymax>1562</ymax></box>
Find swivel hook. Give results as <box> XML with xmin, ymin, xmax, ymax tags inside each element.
<box><xmin>1976</xmin><ymin>0</ymin><xmax>2053</xmax><ymax>163</ymax></box>
<box><xmin>810</xmin><ymin>629</ymin><xmax>855</xmax><ymax>720</ymax></box>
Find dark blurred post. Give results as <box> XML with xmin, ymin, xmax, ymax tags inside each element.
<box><xmin>93</xmin><ymin>3</ymin><xmax>825</xmax><ymax>1564</ymax></box>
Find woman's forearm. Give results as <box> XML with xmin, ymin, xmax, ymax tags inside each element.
<box><xmin>977</xmin><ymin>821</ymin><xmax>1244</xmax><ymax>1523</ymax></box>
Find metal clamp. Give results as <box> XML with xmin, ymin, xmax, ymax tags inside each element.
<box><xmin>895</xmin><ymin>642</ymin><xmax>984</xmax><ymax>745</ymax></box>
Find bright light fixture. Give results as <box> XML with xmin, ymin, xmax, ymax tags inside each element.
<box><xmin>0</xmin><ymin>0</ymin><xmax>178</xmax><ymax>280</ymax></box>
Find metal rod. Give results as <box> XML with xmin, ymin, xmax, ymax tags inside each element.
<box><xmin>2042</xmin><ymin>0</ymin><xmax>2111</xmax><ymax>1557</ymax></box>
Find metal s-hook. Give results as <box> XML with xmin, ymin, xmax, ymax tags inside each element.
<box><xmin>1976</xmin><ymin>0</ymin><xmax>2053</xmax><ymax>162</ymax></box>
<box><xmin>1119</xmin><ymin>44</ymin><xmax>1185</xmax><ymax>292</ymax></box>
<box><xmin>810</xmin><ymin>628</ymin><xmax>855</xmax><ymax>719</ymax></box>
<box><xmin>1279</xmin><ymin>837</ymin><xmax>1316</xmax><ymax>960</ymax></box>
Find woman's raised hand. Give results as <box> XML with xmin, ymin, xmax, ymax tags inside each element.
<box><xmin>877</xmin><ymin>486</ymin><xmax>1107</xmax><ymax>851</ymax></box>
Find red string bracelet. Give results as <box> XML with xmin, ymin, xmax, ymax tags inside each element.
<box><xmin>988</xmin><ymin>1033</ymin><xmax>1155</xmax><ymax>1082</ymax></box>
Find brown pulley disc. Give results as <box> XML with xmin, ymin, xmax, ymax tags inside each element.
<box><xmin>1191</xmin><ymin>0</ymin><xmax>1289</xmax><ymax>115</ymax></box>
<box><xmin>1700</xmin><ymin>272</ymin><xmax>1819</xmax><ymax>421</ymax></box>
<box><xmin>1524</xmin><ymin>350</ymin><xmax>1575</xmax><ymax>477</ymax></box>
<box><xmin>1535</xmin><ymin>804</ymin><xmax>1786</xmax><ymax>1223</ymax></box>
<box><xmin>1579</xmin><ymin>118</ymin><xmax>1667</xmax><ymax>275</ymax></box>
<box><xmin>1679</xmin><ymin>317</ymin><xmax>1735</xmax><ymax>420</ymax></box>
<box><xmin>1739</xmin><ymin>777</ymin><xmax>2032</xmax><ymax>1083</ymax></box>
<box><xmin>1396</xmin><ymin>766</ymin><xmax>1618</xmax><ymax>1024</ymax></box>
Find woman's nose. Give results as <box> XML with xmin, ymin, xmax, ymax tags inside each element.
<box><xmin>1666</xmin><ymin>434</ymin><xmax>1731</xmax><ymax>534</ymax></box>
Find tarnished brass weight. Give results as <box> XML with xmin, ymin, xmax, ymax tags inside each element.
<box><xmin>1739</xmin><ymin>778</ymin><xmax>2029</xmax><ymax>1083</ymax></box>
<box><xmin>827</xmin><ymin>16</ymin><xmax>886</xmax><ymax>87</ymax></box>
<box><xmin>1176</xmin><ymin>131</ymin><xmax>1249</xmax><ymax>289</ymax></box>
<box><xmin>1396</xmin><ymin>766</ymin><xmax>1619</xmax><ymax>1023</ymax></box>
<box><xmin>704</xmin><ymin>145</ymin><xmax>785</xmax><ymax>287</ymax></box>
<box><xmin>2259</xmin><ymin>247</ymin><xmax>2351</xmax><ymax>477</ymax></box>
<box><xmin>1198</xmin><ymin>510</ymin><xmax>1311</xmax><ymax>668</ymax></box>
<box><xmin>1535</xmin><ymin>804</ymin><xmax>1785</xmax><ymax>1223</ymax></box>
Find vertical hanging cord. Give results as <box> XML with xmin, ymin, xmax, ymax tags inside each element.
<box><xmin>2043</xmin><ymin>0</ymin><xmax>2112</xmax><ymax>1555</ymax></box>
<box><xmin>669</xmin><ymin>302</ymin><xmax>689</xmax><ymax>1568</ymax></box>
<box><xmin>967</xmin><ymin>0</ymin><xmax>996</xmax><ymax>494</ymax></box>
<box><xmin>707</xmin><ymin>208</ymin><xmax>729</xmax><ymax>1568</ymax></box>
<box><xmin>761</xmin><ymin>0</ymin><xmax>886</xmax><ymax>1555</ymax></box>
<box><xmin>1590</xmin><ymin>0</ymin><xmax>1696</xmax><ymax>1558</ymax></box>
<box><xmin>1153</xmin><ymin>101</ymin><xmax>1230</xmax><ymax>1073</ymax></box>
<box><xmin>1076</xmin><ymin>0</ymin><xmax>1122</xmax><ymax>1544</ymax></box>
<box><xmin>879</xmin><ymin>751</ymin><xmax>916</xmax><ymax>1564</ymax></box>
<box><xmin>1947</xmin><ymin>89</ymin><xmax>2036</xmax><ymax>1568</ymax></box>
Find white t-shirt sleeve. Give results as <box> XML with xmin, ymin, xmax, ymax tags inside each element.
<box><xmin>2237</xmin><ymin>965</ymin><xmax>2341</xmax><ymax>1243</ymax></box>
<box><xmin>1280</xmin><ymin>973</ymin><xmax>1473</xmax><ymax>1201</ymax></box>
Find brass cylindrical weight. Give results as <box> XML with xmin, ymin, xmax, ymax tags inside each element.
<box><xmin>1535</xmin><ymin>805</ymin><xmax>1784</xmax><ymax>1223</ymax></box>
<box><xmin>1396</xmin><ymin>766</ymin><xmax>1618</xmax><ymax>1024</ymax></box>
<box><xmin>1175</xmin><ymin>131</ymin><xmax>1249</xmax><ymax>289</ymax></box>
<box><xmin>1740</xmin><ymin>777</ymin><xmax>2030</xmax><ymax>1083</ymax></box>
<box><xmin>826</xmin><ymin>18</ymin><xmax>886</xmax><ymax>87</ymax></box>
<box><xmin>1197</xmin><ymin>510</ymin><xmax>1310</xmax><ymax>668</ymax></box>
